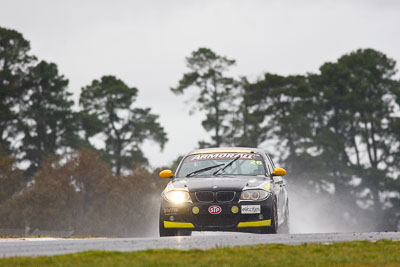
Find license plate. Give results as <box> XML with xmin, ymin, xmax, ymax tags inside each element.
<box><xmin>241</xmin><ymin>205</ymin><xmax>261</xmax><ymax>214</ymax></box>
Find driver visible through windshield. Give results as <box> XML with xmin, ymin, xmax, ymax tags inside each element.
<box><xmin>176</xmin><ymin>152</ymin><xmax>266</xmax><ymax>178</ymax></box>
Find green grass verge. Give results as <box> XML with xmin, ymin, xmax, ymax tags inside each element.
<box><xmin>1</xmin><ymin>240</ymin><xmax>399</xmax><ymax>267</ymax></box>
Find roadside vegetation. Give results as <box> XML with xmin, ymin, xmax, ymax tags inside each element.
<box><xmin>0</xmin><ymin>240</ymin><xmax>399</xmax><ymax>266</ymax></box>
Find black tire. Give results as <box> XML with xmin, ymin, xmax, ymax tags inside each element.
<box><xmin>261</xmin><ymin>199</ymin><xmax>278</xmax><ymax>234</ymax></box>
<box><xmin>176</xmin><ymin>230</ymin><xmax>192</xmax><ymax>236</ymax></box>
<box><xmin>159</xmin><ymin>217</ymin><xmax>177</xmax><ymax>237</ymax></box>
<box><xmin>159</xmin><ymin>206</ymin><xmax>192</xmax><ymax>237</ymax></box>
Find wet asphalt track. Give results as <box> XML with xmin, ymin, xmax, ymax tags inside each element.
<box><xmin>1</xmin><ymin>232</ymin><xmax>399</xmax><ymax>258</ymax></box>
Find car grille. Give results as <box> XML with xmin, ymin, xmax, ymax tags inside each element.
<box><xmin>195</xmin><ymin>191</ymin><xmax>236</xmax><ymax>202</ymax></box>
<box><xmin>195</xmin><ymin>191</ymin><xmax>214</xmax><ymax>202</ymax></box>
<box><xmin>216</xmin><ymin>191</ymin><xmax>235</xmax><ymax>202</ymax></box>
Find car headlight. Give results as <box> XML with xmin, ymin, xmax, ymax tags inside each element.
<box><xmin>240</xmin><ymin>190</ymin><xmax>270</xmax><ymax>201</ymax></box>
<box><xmin>164</xmin><ymin>190</ymin><xmax>191</xmax><ymax>203</ymax></box>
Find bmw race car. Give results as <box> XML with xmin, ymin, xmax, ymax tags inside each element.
<box><xmin>158</xmin><ymin>147</ymin><xmax>289</xmax><ymax>236</ymax></box>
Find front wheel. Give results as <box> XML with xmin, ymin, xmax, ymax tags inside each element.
<box><xmin>159</xmin><ymin>218</ymin><xmax>177</xmax><ymax>237</ymax></box>
<box><xmin>159</xmin><ymin>207</ymin><xmax>192</xmax><ymax>237</ymax></box>
<box><xmin>261</xmin><ymin>199</ymin><xmax>278</xmax><ymax>234</ymax></box>
<box><xmin>159</xmin><ymin>222</ymin><xmax>192</xmax><ymax>237</ymax></box>
<box><xmin>176</xmin><ymin>230</ymin><xmax>192</xmax><ymax>236</ymax></box>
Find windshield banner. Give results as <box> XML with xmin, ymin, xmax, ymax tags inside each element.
<box><xmin>187</xmin><ymin>153</ymin><xmax>257</xmax><ymax>162</ymax></box>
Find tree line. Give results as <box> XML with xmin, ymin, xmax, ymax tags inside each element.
<box><xmin>1</xmin><ymin>26</ymin><xmax>399</xmax><ymax>235</ymax></box>
<box><xmin>0</xmin><ymin>27</ymin><xmax>167</xmax><ymax>177</ymax></box>
<box><xmin>0</xmin><ymin>26</ymin><xmax>168</xmax><ymax>236</ymax></box>
<box><xmin>172</xmin><ymin>47</ymin><xmax>400</xmax><ymax>231</ymax></box>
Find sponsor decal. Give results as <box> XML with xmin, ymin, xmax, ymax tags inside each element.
<box><xmin>164</xmin><ymin>207</ymin><xmax>178</xmax><ymax>215</ymax></box>
<box><xmin>263</xmin><ymin>182</ymin><xmax>271</xmax><ymax>190</ymax></box>
<box><xmin>189</xmin><ymin>153</ymin><xmax>256</xmax><ymax>161</ymax></box>
<box><xmin>241</xmin><ymin>205</ymin><xmax>261</xmax><ymax>214</ymax></box>
<box><xmin>208</xmin><ymin>205</ymin><xmax>222</xmax><ymax>214</ymax></box>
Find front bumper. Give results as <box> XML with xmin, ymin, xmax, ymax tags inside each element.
<box><xmin>160</xmin><ymin>197</ymin><xmax>274</xmax><ymax>232</ymax></box>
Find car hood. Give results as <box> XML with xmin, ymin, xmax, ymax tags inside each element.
<box><xmin>170</xmin><ymin>176</ymin><xmax>267</xmax><ymax>192</ymax></box>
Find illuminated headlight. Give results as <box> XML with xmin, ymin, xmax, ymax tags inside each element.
<box><xmin>164</xmin><ymin>190</ymin><xmax>191</xmax><ymax>203</ymax></box>
<box><xmin>240</xmin><ymin>190</ymin><xmax>270</xmax><ymax>201</ymax></box>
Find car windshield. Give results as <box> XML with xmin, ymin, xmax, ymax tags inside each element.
<box><xmin>176</xmin><ymin>152</ymin><xmax>267</xmax><ymax>178</ymax></box>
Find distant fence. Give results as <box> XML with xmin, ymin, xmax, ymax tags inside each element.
<box><xmin>0</xmin><ymin>228</ymin><xmax>74</xmax><ymax>237</ymax></box>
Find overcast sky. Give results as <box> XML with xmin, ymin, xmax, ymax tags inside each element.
<box><xmin>1</xmin><ymin>0</ymin><xmax>400</xmax><ymax>168</ymax></box>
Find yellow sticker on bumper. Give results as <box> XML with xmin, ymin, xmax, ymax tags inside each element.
<box><xmin>237</xmin><ymin>220</ymin><xmax>271</xmax><ymax>228</ymax></box>
<box><xmin>164</xmin><ymin>221</ymin><xmax>195</xmax><ymax>228</ymax></box>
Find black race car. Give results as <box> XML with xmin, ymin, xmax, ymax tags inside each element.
<box><xmin>158</xmin><ymin>147</ymin><xmax>289</xmax><ymax>236</ymax></box>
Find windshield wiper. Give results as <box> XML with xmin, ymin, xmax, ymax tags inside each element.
<box><xmin>213</xmin><ymin>155</ymin><xmax>241</xmax><ymax>175</ymax></box>
<box><xmin>186</xmin><ymin>163</ymin><xmax>225</xmax><ymax>177</ymax></box>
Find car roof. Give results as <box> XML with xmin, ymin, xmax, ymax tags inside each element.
<box><xmin>188</xmin><ymin>147</ymin><xmax>266</xmax><ymax>155</ymax></box>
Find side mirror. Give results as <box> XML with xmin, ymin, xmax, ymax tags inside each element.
<box><xmin>159</xmin><ymin>169</ymin><xmax>174</xmax><ymax>179</ymax></box>
<box><xmin>272</xmin><ymin>167</ymin><xmax>287</xmax><ymax>176</ymax></box>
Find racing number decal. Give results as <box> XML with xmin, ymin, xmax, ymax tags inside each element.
<box><xmin>208</xmin><ymin>205</ymin><xmax>222</xmax><ymax>214</ymax></box>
